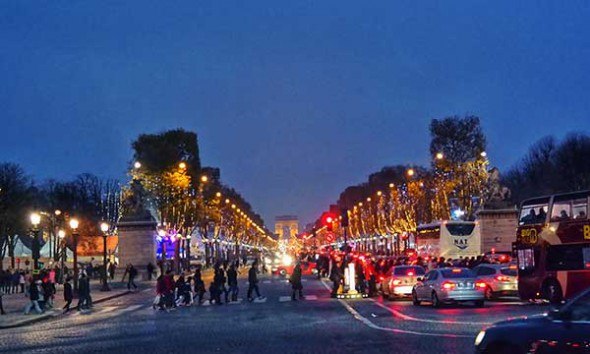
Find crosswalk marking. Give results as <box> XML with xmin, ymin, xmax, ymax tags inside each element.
<box><xmin>253</xmin><ymin>297</ymin><xmax>267</xmax><ymax>303</ymax></box>
<box><xmin>263</xmin><ymin>280</ymin><xmax>271</xmax><ymax>284</ymax></box>
<box><xmin>279</xmin><ymin>296</ymin><xmax>292</xmax><ymax>302</ymax></box>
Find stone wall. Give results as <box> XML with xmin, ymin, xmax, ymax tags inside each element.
<box><xmin>478</xmin><ymin>208</ymin><xmax>519</xmax><ymax>253</ymax></box>
<box><xmin>116</xmin><ymin>218</ymin><xmax>157</xmax><ymax>280</ymax></box>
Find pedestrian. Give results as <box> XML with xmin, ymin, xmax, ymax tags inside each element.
<box><xmin>77</xmin><ymin>273</ymin><xmax>91</xmax><ymax>311</ymax></box>
<box><xmin>123</xmin><ymin>264</ymin><xmax>138</xmax><ymax>291</ymax></box>
<box><xmin>24</xmin><ymin>279</ymin><xmax>43</xmax><ymax>315</ymax></box>
<box><xmin>247</xmin><ymin>260</ymin><xmax>264</xmax><ymax>302</ymax></box>
<box><xmin>63</xmin><ymin>277</ymin><xmax>73</xmax><ymax>313</ymax></box>
<box><xmin>175</xmin><ymin>275</ymin><xmax>188</xmax><ymax>306</ymax></box>
<box><xmin>147</xmin><ymin>262</ymin><xmax>155</xmax><ymax>281</ymax></box>
<box><xmin>193</xmin><ymin>268</ymin><xmax>206</xmax><ymax>305</ymax></box>
<box><xmin>329</xmin><ymin>262</ymin><xmax>343</xmax><ymax>297</ymax></box>
<box><xmin>290</xmin><ymin>262</ymin><xmax>304</xmax><ymax>301</ymax></box>
<box><xmin>163</xmin><ymin>270</ymin><xmax>175</xmax><ymax>309</ymax></box>
<box><xmin>0</xmin><ymin>287</ymin><xmax>5</xmax><ymax>315</ymax></box>
<box><xmin>227</xmin><ymin>263</ymin><xmax>239</xmax><ymax>302</ymax></box>
<box><xmin>108</xmin><ymin>262</ymin><xmax>116</xmax><ymax>280</ymax></box>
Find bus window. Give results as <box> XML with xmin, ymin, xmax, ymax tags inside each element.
<box><xmin>445</xmin><ymin>223</ymin><xmax>475</xmax><ymax>236</ymax></box>
<box><xmin>551</xmin><ymin>201</ymin><xmax>572</xmax><ymax>222</ymax></box>
<box><xmin>519</xmin><ymin>204</ymin><xmax>548</xmax><ymax>225</ymax></box>
<box><xmin>517</xmin><ymin>248</ymin><xmax>536</xmax><ymax>274</ymax></box>
<box><xmin>572</xmin><ymin>199</ymin><xmax>588</xmax><ymax>220</ymax></box>
<box><xmin>546</xmin><ymin>244</ymin><xmax>590</xmax><ymax>271</ymax></box>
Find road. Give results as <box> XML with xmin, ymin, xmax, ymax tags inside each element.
<box><xmin>0</xmin><ymin>274</ymin><xmax>549</xmax><ymax>354</ymax></box>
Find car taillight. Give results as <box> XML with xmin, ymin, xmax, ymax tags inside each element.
<box><xmin>495</xmin><ymin>276</ymin><xmax>511</xmax><ymax>282</ymax></box>
<box><xmin>379</xmin><ymin>276</ymin><xmax>385</xmax><ymax>281</ymax></box>
<box><xmin>407</xmin><ymin>271</ymin><xmax>414</xmax><ymax>276</ymax></box>
<box><xmin>475</xmin><ymin>282</ymin><xmax>487</xmax><ymax>289</ymax></box>
<box><xmin>392</xmin><ymin>279</ymin><xmax>402</xmax><ymax>286</ymax></box>
<box><xmin>441</xmin><ymin>281</ymin><xmax>456</xmax><ymax>290</ymax></box>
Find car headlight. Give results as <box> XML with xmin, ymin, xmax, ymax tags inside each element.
<box><xmin>282</xmin><ymin>254</ymin><xmax>293</xmax><ymax>266</ymax></box>
<box><xmin>474</xmin><ymin>330</ymin><xmax>486</xmax><ymax>346</ymax></box>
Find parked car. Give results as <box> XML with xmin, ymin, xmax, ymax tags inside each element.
<box><xmin>381</xmin><ymin>265</ymin><xmax>426</xmax><ymax>300</ymax></box>
<box><xmin>412</xmin><ymin>268</ymin><xmax>486</xmax><ymax>308</ymax></box>
<box><xmin>472</xmin><ymin>263</ymin><xmax>518</xmax><ymax>300</ymax></box>
<box><xmin>474</xmin><ymin>287</ymin><xmax>590</xmax><ymax>354</ymax></box>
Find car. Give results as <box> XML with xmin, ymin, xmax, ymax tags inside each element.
<box><xmin>412</xmin><ymin>267</ymin><xmax>486</xmax><ymax>308</ymax></box>
<box><xmin>274</xmin><ymin>260</ymin><xmax>317</xmax><ymax>277</ymax></box>
<box><xmin>474</xmin><ymin>287</ymin><xmax>590</xmax><ymax>354</ymax></box>
<box><xmin>484</xmin><ymin>251</ymin><xmax>513</xmax><ymax>264</ymax></box>
<box><xmin>381</xmin><ymin>265</ymin><xmax>426</xmax><ymax>300</ymax></box>
<box><xmin>472</xmin><ymin>263</ymin><xmax>518</xmax><ymax>300</ymax></box>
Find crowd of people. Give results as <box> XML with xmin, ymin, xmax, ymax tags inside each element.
<box><xmin>153</xmin><ymin>259</ymin><xmax>267</xmax><ymax>311</ymax></box>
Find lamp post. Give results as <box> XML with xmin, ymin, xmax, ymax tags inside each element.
<box><xmin>30</xmin><ymin>212</ymin><xmax>41</xmax><ymax>270</ymax></box>
<box><xmin>58</xmin><ymin>229</ymin><xmax>66</xmax><ymax>283</ymax></box>
<box><xmin>186</xmin><ymin>234</ymin><xmax>192</xmax><ymax>271</ymax></box>
<box><xmin>69</xmin><ymin>218</ymin><xmax>80</xmax><ymax>291</ymax></box>
<box><xmin>100</xmin><ymin>222</ymin><xmax>111</xmax><ymax>291</ymax></box>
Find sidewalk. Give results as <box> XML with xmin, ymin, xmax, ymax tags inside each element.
<box><xmin>0</xmin><ymin>279</ymin><xmax>135</xmax><ymax>329</ymax></box>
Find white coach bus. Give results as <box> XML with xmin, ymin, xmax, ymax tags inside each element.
<box><xmin>416</xmin><ymin>221</ymin><xmax>481</xmax><ymax>259</ymax></box>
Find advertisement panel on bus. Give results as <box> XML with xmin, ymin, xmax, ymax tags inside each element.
<box><xmin>416</xmin><ymin>221</ymin><xmax>481</xmax><ymax>259</ymax></box>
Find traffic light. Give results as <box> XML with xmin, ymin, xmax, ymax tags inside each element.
<box><xmin>340</xmin><ymin>208</ymin><xmax>349</xmax><ymax>227</ymax></box>
<box><xmin>322</xmin><ymin>212</ymin><xmax>336</xmax><ymax>232</ymax></box>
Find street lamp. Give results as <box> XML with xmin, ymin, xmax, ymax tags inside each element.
<box><xmin>30</xmin><ymin>212</ymin><xmax>41</xmax><ymax>270</ymax></box>
<box><xmin>200</xmin><ymin>175</ymin><xmax>208</xmax><ymax>183</ymax></box>
<box><xmin>69</xmin><ymin>218</ymin><xmax>80</xmax><ymax>291</ymax></box>
<box><xmin>407</xmin><ymin>168</ymin><xmax>415</xmax><ymax>177</ymax></box>
<box><xmin>58</xmin><ymin>229</ymin><xmax>66</xmax><ymax>282</ymax></box>
<box><xmin>134</xmin><ymin>161</ymin><xmax>142</xmax><ymax>169</ymax></box>
<box><xmin>178</xmin><ymin>162</ymin><xmax>187</xmax><ymax>170</ymax></box>
<box><xmin>100</xmin><ymin>222</ymin><xmax>111</xmax><ymax>291</ymax></box>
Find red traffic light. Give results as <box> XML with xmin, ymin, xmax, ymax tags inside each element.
<box><xmin>326</xmin><ymin>216</ymin><xmax>333</xmax><ymax>223</ymax></box>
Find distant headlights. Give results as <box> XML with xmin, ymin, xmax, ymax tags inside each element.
<box><xmin>474</xmin><ymin>330</ymin><xmax>486</xmax><ymax>346</ymax></box>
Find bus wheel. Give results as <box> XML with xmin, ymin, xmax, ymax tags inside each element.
<box><xmin>542</xmin><ymin>280</ymin><xmax>563</xmax><ymax>304</ymax></box>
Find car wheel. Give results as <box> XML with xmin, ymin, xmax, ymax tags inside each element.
<box><xmin>279</xmin><ymin>269</ymin><xmax>286</xmax><ymax>276</ymax></box>
<box><xmin>474</xmin><ymin>300</ymin><xmax>484</xmax><ymax>308</ymax></box>
<box><xmin>412</xmin><ymin>290</ymin><xmax>421</xmax><ymax>306</ymax></box>
<box><xmin>431</xmin><ymin>292</ymin><xmax>440</xmax><ymax>308</ymax></box>
<box><xmin>484</xmin><ymin>286</ymin><xmax>494</xmax><ymax>300</ymax></box>
<box><xmin>542</xmin><ymin>280</ymin><xmax>563</xmax><ymax>304</ymax></box>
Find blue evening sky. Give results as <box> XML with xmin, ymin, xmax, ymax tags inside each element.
<box><xmin>1</xmin><ymin>1</ymin><xmax>589</xmax><ymax>226</ymax></box>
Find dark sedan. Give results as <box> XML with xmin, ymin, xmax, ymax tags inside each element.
<box><xmin>474</xmin><ymin>287</ymin><xmax>590</xmax><ymax>354</ymax></box>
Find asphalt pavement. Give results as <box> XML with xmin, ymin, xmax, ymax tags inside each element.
<box><xmin>0</xmin><ymin>273</ymin><xmax>551</xmax><ymax>354</ymax></box>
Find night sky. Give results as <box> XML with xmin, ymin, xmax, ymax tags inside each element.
<box><xmin>1</xmin><ymin>1</ymin><xmax>589</xmax><ymax>227</ymax></box>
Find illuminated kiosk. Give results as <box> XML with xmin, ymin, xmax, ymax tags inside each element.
<box><xmin>334</xmin><ymin>248</ymin><xmax>369</xmax><ymax>299</ymax></box>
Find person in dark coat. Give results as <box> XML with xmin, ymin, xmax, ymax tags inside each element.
<box><xmin>330</xmin><ymin>262</ymin><xmax>343</xmax><ymax>297</ymax></box>
<box><xmin>227</xmin><ymin>264</ymin><xmax>239</xmax><ymax>302</ymax></box>
<box><xmin>0</xmin><ymin>287</ymin><xmax>5</xmax><ymax>315</ymax></box>
<box><xmin>290</xmin><ymin>262</ymin><xmax>304</xmax><ymax>301</ymax></box>
<box><xmin>77</xmin><ymin>273</ymin><xmax>91</xmax><ymax>311</ymax></box>
<box><xmin>146</xmin><ymin>263</ymin><xmax>155</xmax><ymax>281</ymax></box>
<box><xmin>63</xmin><ymin>277</ymin><xmax>73</xmax><ymax>313</ymax></box>
<box><xmin>247</xmin><ymin>260</ymin><xmax>263</xmax><ymax>302</ymax></box>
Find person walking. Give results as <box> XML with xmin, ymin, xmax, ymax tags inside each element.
<box><xmin>108</xmin><ymin>262</ymin><xmax>116</xmax><ymax>280</ymax></box>
<box><xmin>163</xmin><ymin>270</ymin><xmax>175</xmax><ymax>309</ymax></box>
<box><xmin>24</xmin><ymin>279</ymin><xmax>43</xmax><ymax>315</ymax></box>
<box><xmin>227</xmin><ymin>263</ymin><xmax>239</xmax><ymax>302</ymax></box>
<box><xmin>290</xmin><ymin>262</ymin><xmax>304</xmax><ymax>301</ymax></box>
<box><xmin>123</xmin><ymin>264</ymin><xmax>138</xmax><ymax>291</ymax></box>
<box><xmin>0</xmin><ymin>287</ymin><xmax>5</xmax><ymax>315</ymax></box>
<box><xmin>147</xmin><ymin>262</ymin><xmax>155</xmax><ymax>281</ymax></box>
<box><xmin>247</xmin><ymin>260</ymin><xmax>264</xmax><ymax>302</ymax></box>
<box><xmin>329</xmin><ymin>262</ymin><xmax>343</xmax><ymax>297</ymax></box>
<box><xmin>77</xmin><ymin>273</ymin><xmax>91</xmax><ymax>311</ymax></box>
<box><xmin>63</xmin><ymin>277</ymin><xmax>73</xmax><ymax>313</ymax></box>
<box><xmin>193</xmin><ymin>268</ymin><xmax>206</xmax><ymax>305</ymax></box>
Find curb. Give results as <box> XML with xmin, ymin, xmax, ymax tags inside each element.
<box><xmin>0</xmin><ymin>290</ymin><xmax>132</xmax><ymax>330</ymax></box>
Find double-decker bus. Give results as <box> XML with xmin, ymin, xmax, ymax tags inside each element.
<box><xmin>514</xmin><ymin>190</ymin><xmax>590</xmax><ymax>303</ymax></box>
<box><xmin>416</xmin><ymin>221</ymin><xmax>481</xmax><ymax>259</ymax></box>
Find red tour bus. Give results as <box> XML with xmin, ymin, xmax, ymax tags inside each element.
<box><xmin>514</xmin><ymin>190</ymin><xmax>590</xmax><ymax>303</ymax></box>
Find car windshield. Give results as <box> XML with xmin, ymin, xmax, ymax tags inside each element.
<box><xmin>440</xmin><ymin>269</ymin><xmax>474</xmax><ymax>278</ymax></box>
<box><xmin>393</xmin><ymin>267</ymin><xmax>425</xmax><ymax>276</ymax></box>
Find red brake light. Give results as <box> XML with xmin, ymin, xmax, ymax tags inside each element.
<box><xmin>495</xmin><ymin>275</ymin><xmax>511</xmax><ymax>282</ymax></box>
<box><xmin>441</xmin><ymin>281</ymin><xmax>456</xmax><ymax>290</ymax></box>
<box><xmin>475</xmin><ymin>282</ymin><xmax>487</xmax><ymax>289</ymax></box>
<box><xmin>452</xmin><ymin>268</ymin><xmax>462</xmax><ymax>273</ymax></box>
<box><xmin>379</xmin><ymin>276</ymin><xmax>385</xmax><ymax>281</ymax></box>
